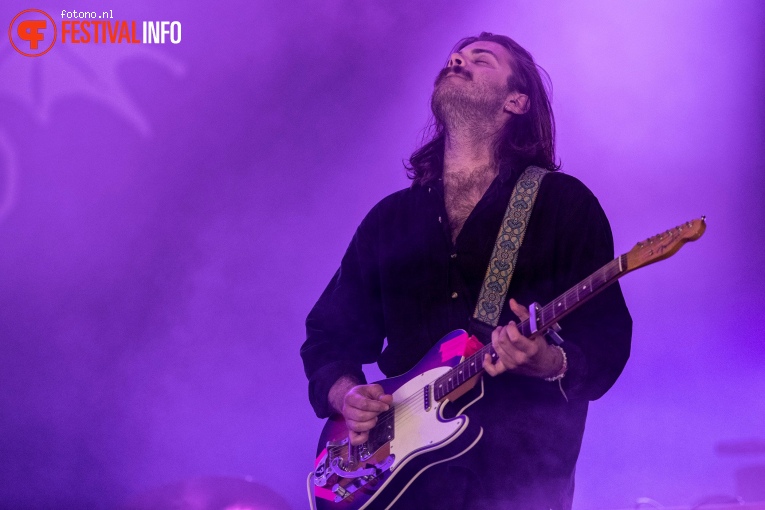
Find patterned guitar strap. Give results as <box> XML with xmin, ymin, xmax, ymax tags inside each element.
<box><xmin>468</xmin><ymin>165</ymin><xmax>548</xmax><ymax>342</ymax></box>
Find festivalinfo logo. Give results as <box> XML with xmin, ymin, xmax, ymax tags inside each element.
<box><xmin>9</xmin><ymin>9</ymin><xmax>182</xmax><ymax>57</ymax></box>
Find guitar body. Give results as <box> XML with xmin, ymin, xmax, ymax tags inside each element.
<box><xmin>308</xmin><ymin>330</ymin><xmax>485</xmax><ymax>510</ymax></box>
<box><xmin>307</xmin><ymin>217</ymin><xmax>708</xmax><ymax>509</ymax></box>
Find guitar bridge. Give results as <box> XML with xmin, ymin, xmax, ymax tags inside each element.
<box><xmin>331</xmin><ymin>455</ymin><xmax>395</xmax><ymax>502</ymax></box>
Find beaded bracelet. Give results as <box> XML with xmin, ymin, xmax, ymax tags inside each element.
<box><xmin>544</xmin><ymin>345</ymin><xmax>569</xmax><ymax>401</ymax></box>
<box><xmin>544</xmin><ymin>345</ymin><xmax>568</xmax><ymax>382</ymax></box>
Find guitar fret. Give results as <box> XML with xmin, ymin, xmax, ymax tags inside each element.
<box><xmin>544</xmin><ymin>303</ymin><xmax>554</xmax><ymax>322</ymax></box>
<box><xmin>541</xmin><ymin>306</ymin><xmax>551</xmax><ymax>325</ymax></box>
<box><xmin>591</xmin><ymin>270</ymin><xmax>602</xmax><ymax>289</ymax></box>
<box><xmin>609</xmin><ymin>259</ymin><xmax>621</xmax><ymax>279</ymax></box>
<box><xmin>580</xmin><ymin>277</ymin><xmax>591</xmax><ymax>299</ymax></box>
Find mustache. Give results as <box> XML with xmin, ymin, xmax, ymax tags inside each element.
<box><xmin>434</xmin><ymin>66</ymin><xmax>472</xmax><ymax>86</ymax></box>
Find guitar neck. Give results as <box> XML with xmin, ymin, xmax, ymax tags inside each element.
<box><xmin>432</xmin><ymin>254</ymin><xmax>627</xmax><ymax>401</ymax></box>
<box><xmin>432</xmin><ymin>215</ymin><xmax>706</xmax><ymax>402</ymax></box>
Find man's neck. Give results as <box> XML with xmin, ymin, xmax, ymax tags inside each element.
<box><xmin>440</xmin><ymin>125</ymin><xmax>503</xmax><ymax>244</ymax></box>
<box><xmin>442</xmin><ymin>126</ymin><xmax>499</xmax><ymax>180</ymax></box>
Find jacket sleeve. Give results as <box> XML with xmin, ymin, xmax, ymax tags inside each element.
<box><xmin>553</xmin><ymin>188</ymin><xmax>633</xmax><ymax>401</ymax></box>
<box><xmin>300</xmin><ymin>209</ymin><xmax>386</xmax><ymax>418</ymax></box>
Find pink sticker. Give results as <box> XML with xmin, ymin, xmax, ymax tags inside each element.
<box><xmin>439</xmin><ymin>333</ymin><xmax>482</xmax><ymax>361</ymax></box>
<box><xmin>314</xmin><ymin>485</ymin><xmax>336</xmax><ymax>501</ymax></box>
<box><xmin>464</xmin><ymin>335</ymin><xmax>483</xmax><ymax>356</ymax></box>
<box><xmin>314</xmin><ymin>447</ymin><xmax>327</xmax><ymax>468</ymax></box>
<box><xmin>313</xmin><ymin>448</ymin><xmax>336</xmax><ymax>501</ymax></box>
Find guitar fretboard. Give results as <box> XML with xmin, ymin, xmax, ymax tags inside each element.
<box><xmin>433</xmin><ymin>254</ymin><xmax>626</xmax><ymax>401</ymax></box>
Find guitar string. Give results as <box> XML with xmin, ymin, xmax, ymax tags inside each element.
<box><xmin>325</xmin><ymin>357</ymin><xmax>468</xmax><ymax>454</ymax></box>
<box><xmin>374</xmin><ymin>343</ymin><xmax>494</xmax><ymax>427</ymax></box>
<box><xmin>364</xmin><ymin>259</ymin><xmax>618</xmax><ymax>426</ymax></box>
<box><xmin>326</xmin><ymin>344</ymin><xmax>494</xmax><ymax>455</ymax></box>
<box><xmin>332</xmin><ymin>329</ymin><xmax>587</xmax><ymax>453</ymax></box>
<box><xmin>325</xmin><ymin>337</ymin><xmax>499</xmax><ymax>455</ymax></box>
<box><xmin>325</xmin><ymin>242</ymin><xmax>700</xmax><ymax>460</ymax></box>
<box><xmin>387</xmin><ymin>258</ymin><xmax>642</xmax><ymax>436</ymax></box>
<box><xmin>327</xmin><ymin>311</ymin><xmax>614</xmax><ymax>455</ymax></box>
<box><xmin>323</xmin><ymin>243</ymin><xmax>691</xmax><ymax>458</ymax></box>
<box><xmin>365</xmin><ymin>357</ymin><xmax>485</xmax><ymax>431</ymax></box>
<box><xmin>325</xmin><ymin>246</ymin><xmax>680</xmax><ymax>456</ymax></box>
<box><xmin>326</xmin><ymin>259</ymin><xmax>624</xmax><ymax>455</ymax></box>
<box><xmin>353</xmin><ymin>341</ymin><xmax>493</xmax><ymax>436</ymax></box>
<box><xmin>375</xmin><ymin>260</ymin><xmax>623</xmax><ymax>432</ymax></box>
<box><xmin>325</xmin><ymin>276</ymin><xmax>607</xmax><ymax>455</ymax></box>
<box><xmin>325</xmin><ymin>266</ymin><xmax>607</xmax><ymax>453</ymax></box>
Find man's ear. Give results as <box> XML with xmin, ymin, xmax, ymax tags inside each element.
<box><xmin>504</xmin><ymin>91</ymin><xmax>530</xmax><ymax>115</ymax></box>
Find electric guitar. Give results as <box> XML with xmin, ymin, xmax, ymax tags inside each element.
<box><xmin>307</xmin><ymin>217</ymin><xmax>707</xmax><ymax>510</ymax></box>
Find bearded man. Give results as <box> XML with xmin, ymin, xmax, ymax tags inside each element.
<box><xmin>301</xmin><ymin>32</ymin><xmax>632</xmax><ymax>509</ymax></box>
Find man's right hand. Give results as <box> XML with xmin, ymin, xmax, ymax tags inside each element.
<box><xmin>329</xmin><ymin>378</ymin><xmax>393</xmax><ymax>446</ymax></box>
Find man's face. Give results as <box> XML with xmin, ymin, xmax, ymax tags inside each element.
<box><xmin>432</xmin><ymin>40</ymin><xmax>517</xmax><ymax>126</ymax></box>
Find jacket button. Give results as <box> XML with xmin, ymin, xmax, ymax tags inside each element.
<box><xmin>451</xmin><ymin>292</ymin><xmax>458</xmax><ymax>299</ymax></box>
<box><xmin>450</xmin><ymin>253</ymin><xmax>457</xmax><ymax>259</ymax></box>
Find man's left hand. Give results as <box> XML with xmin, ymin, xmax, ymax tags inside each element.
<box><xmin>483</xmin><ymin>298</ymin><xmax>563</xmax><ymax>379</ymax></box>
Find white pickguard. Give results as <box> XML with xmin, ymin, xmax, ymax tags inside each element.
<box><xmin>307</xmin><ymin>366</ymin><xmax>485</xmax><ymax>510</ymax></box>
<box><xmin>388</xmin><ymin>367</ymin><xmax>469</xmax><ymax>472</ymax></box>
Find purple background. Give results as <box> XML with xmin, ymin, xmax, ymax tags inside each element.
<box><xmin>1</xmin><ymin>0</ymin><xmax>763</xmax><ymax>508</ymax></box>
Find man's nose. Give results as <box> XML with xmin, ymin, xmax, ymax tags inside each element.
<box><xmin>447</xmin><ymin>52</ymin><xmax>465</xmax><ymax>68</ymax></box>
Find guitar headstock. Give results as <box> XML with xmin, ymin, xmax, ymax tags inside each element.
<box><xmin>625</xmin><ymin>217</ymin><xmax>706</xmax><ymax>272</ymax></box>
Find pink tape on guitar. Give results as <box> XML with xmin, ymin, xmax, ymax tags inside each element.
<box><xmin>439</xmin><ymin>333</ymin><xmax>482</xmax><ymax>361</ymax></box>
<box><xmin>313</xmin><ymin>448</ymin><xmax>336</xmax><ymax>501</ymax></box>
<box><xmin>314</xmin><ymin>485</ymin><xmax>335</xmax><ymax>502</ymax></box>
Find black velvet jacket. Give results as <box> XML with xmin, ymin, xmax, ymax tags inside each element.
<box><xmin>301</xmin><ymin>166</ymin><xmax>632</xmax><ymax>508</ymax></box>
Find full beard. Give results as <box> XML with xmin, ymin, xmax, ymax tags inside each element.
<box><xmin>431</xmin><ymin>71</ymin><xmax>507</xmax><ymax>131</ymax></box>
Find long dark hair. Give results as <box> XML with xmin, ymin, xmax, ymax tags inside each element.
<box><xmin>406</xmin><ymin>32</ymin><xmax>560</xmax><ymax>186</ymax></box>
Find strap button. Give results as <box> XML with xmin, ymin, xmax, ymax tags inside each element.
<box><xmin>450</xmin><ymin>253</ymin><xmax>457</xmax><ymax>259</ymax></box>
<box><xmin>451</xmin><ymin>292</ymin><xmax>458</xmax><ymax>299</ymax></box>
